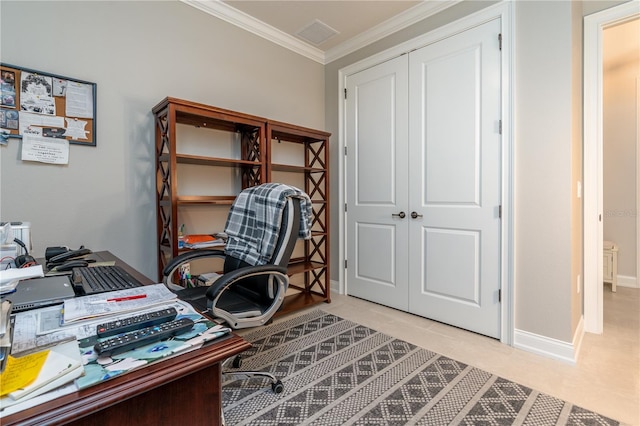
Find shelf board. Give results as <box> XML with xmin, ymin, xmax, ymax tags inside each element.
<box><xmin>176</xmin><ymin>154</ymin><xmax>260</xmax><ymax>168</ymax></box>
<box><xmin>270</xmin><ymin>163</ymin><xmax>325</xmax><ymax>173</ymax></box>
<box><xmin>287</xmin><ymin>260</ymin><xmax>325</xmax><ymax>275</ymax></box>
<box><xmin>174</xmin><ymin>196</ymin><xmax>236</xmax><ymax>205</ymax></box>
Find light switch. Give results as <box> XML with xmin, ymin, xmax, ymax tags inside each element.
<box><xmin>577</xmin><ymin>181</ymin><xmax>582</xmax><ymax>198</ymax></box>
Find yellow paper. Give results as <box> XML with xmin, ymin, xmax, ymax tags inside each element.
<box><xmin>0</xmin><ymin>350</ymin><xmax>50</xmax><ymax>396</ymax></box>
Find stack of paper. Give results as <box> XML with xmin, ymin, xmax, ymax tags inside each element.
<box><xmin>183</xmin><ymin>234</ymin><xmax>225</xmax><ymax>249</ymax></box>
<box><xmin>0</xmin><ymin>300</ymin><xmax>12</xmax><ymax>372</ymax></box>
<box><xmin>0</xmin><ymin>340</ymin><xmax>83</xmax><ymax>408</ymax></box>
<box><xmin>61</xmin><ymin>283</ymin><xmax>178</xmax><ymax>324</ymax></box>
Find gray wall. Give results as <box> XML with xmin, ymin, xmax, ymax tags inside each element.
<box><xmin>0</xmin><ymin>1</ymin><xmax>325</xmax><ymax>281</ymax></box>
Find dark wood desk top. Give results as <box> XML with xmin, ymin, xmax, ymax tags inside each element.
<box><xmin>1</xmin><ymin>251</ymin><xmax>251</xmax><ymax>426</ymax></box>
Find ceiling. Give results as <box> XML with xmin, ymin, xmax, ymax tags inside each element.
<box><xmin>181</xmin><ymin>0</ymin><xmax>459</xmax><ymax>64</ymax></box>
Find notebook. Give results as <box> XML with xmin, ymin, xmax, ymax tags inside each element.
<box><xmin>1</xmin><ymin>276</ymin><xmax>76</xmax><ymax>312</ymax></box>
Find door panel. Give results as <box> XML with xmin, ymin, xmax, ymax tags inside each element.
<box><xmin>346</xmin><ymin>56</ymin><xmax>409</xmax><ymax>310</ymax></box>
<box><xmin>408</xmin><ymin>19</ymin><xmax>502</xmax><ymax>338</ymax></box>
<box><xmin>423</xmin><ymin>228</ymin><xmax>480</xmax><ymax>303</ymax></box>
<box><xmin>424</xmin><ymin>46</ymin><xmax>480</xmax><ymax>205</ymax></box>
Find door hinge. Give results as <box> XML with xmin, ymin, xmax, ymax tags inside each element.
<box><xmin>344</xmin><ymin>88</ymin><xmax>347</xmax><ymax>99</ymax></box>
<box><xmin>344</xmin><ymin>259</ymin><xmax>347</xmax><ymax>269</ymax></box>
<box><xmin>344</xmin><ymin>146</ymin><xmax>347</xmax><ymax>156</ymax></box>
<box><xmin>498</xmin><ymin>33</ymin><xmax>502</xmax><ymax>51</ymax></box>
<box><xmin>499</xmin><ymin>205</ymin><xmax>502</xmax><ymax>219</ymax></box>
<box><xmin>499</xmin><ymin>119</ymin><xmax>502</xmax><ymax>135</ymax></box>
<box><xmin>498</xmin><ymin>289</ymin><xmax>502</xmax><ymax>302</ymax></box>
<box><xmin>344</xmin><ymin>203</ymin><xmax>347</xmax><ymax>212</ymax></box>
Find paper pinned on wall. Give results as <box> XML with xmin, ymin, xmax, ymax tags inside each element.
<box><xmin>64</xmin><ymin>117</ymin><xmax>89</xmax><ymax>140</ymax></box>
<box><xmin>21</xmin><ymin>129</ymin><xmax>69</xmax><ymax>165</ymax></box>
<box><xmin>65</xmin><ymin>81</ymin><xmax>93</xmax><ymax>118</ymax></box>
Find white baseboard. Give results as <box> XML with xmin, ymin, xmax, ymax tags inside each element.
<box><xmin>514</xmin><ymin>317</ymin><xmax>584</xmax><ymax>365</ymax></box>
<box><xmin>617</xmin><ymin>275</ymin><xmax>639</xmax><ymax>289</ymax></box>
<box><xmin>331</xmin><ymin>279</ymin><xmax>341</xmax><ymax>295</ymax></box>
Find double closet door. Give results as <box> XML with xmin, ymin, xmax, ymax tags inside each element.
<box><xmin>345</xmin><ymin>19</ymin><xmax>502</xmax><ymax>338</ymax></box>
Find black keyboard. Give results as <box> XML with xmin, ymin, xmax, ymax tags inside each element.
<box><xmin>72</xmin><ymin>265</ymin><xmax>143</xmax><ymax>295</ymax></box>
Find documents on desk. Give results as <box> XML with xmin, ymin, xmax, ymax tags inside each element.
<box><xmin>1</xmin><ymin>290</ymin><xmax>230</xmax><ymax>417</ymax></box>
<box><xmin>0</xmin><ymin>265</ymin><xmax>44</xmax><ymax>295</ymax></box>
<box><xmin>61</xmin><ymin>283</ymin><xmax>176</xmax><ymax>324</ymax></box>
<box><xmin>0</xmin><ymin>340</ymin><xmax>82</xmax><ymax>404</ymax></box>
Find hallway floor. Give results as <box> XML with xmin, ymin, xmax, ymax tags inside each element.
<box><xmin>314</xmin><ymin>286</ymin><xmax>639</xmax><ymax>425</ymax></box>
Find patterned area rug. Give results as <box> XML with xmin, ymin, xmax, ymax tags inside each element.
<box><xmin>222</xmin><ymin>310</ymin><xmax>619</xmax><ymax>425</ymax></box>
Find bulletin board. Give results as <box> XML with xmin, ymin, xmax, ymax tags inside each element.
<box><xmin>0</xmin><ymin>63</ymin><xmax>97</xmax><ymax>146</ymax></box>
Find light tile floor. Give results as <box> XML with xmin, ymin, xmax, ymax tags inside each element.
<box><xmin>309</xmin><ymin>286</ymin><xmax>640</xmax><ymax>425</ymax></box>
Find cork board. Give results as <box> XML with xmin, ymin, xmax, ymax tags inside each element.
<box><xmin>1</xmin><ymin>63</ymin><xmax>97</xmax><ymax>146</ymax></box>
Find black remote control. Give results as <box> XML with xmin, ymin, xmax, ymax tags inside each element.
<box><xmin>94</xmin><ymin>318</ymin><xmax>195</xmax><ymax>357</ymax></box>
<box><xmin>96</xmin><ymin>307</ymin><xmax>178</xmax><ymax>338</ymax></box>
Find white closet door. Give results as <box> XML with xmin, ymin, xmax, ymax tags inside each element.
<box><xmin>345</xmin><ymin>55</ymin><xmax>410</xmax><ymax>310</ymax></box>
<box><xmin>407</xmin><ymin>19</ymin><xmax>502</xmax><ymax>338</ymax></box>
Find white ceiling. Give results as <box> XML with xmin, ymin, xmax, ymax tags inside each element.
<box><xmin>181</xmin><ymin>0</ymin><xmax>460</xmax><ymax>64</ymax></box>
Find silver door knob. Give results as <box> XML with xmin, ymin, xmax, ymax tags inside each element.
<box><xmin>411</xmin><ymin>211</ymin><xmax>423</xmax><ymax>219</ymax></box>
<box><xmin>392</xmin><ymin>212</ymin><xmax>406</xmax><ymax>219</ymax></box>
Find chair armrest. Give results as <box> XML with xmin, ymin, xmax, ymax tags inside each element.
<box><xmin>205</xmin><ymin>264</ymin><xmax>288</xmax><ymax>301</ymax></box>
<box><xmin>162</xmin><ymin>249</ymin><xmax>226</xmax><ymax>288</ymax></box>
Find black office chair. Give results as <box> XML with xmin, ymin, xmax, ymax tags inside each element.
<box><xmin>162</xmin><ymin>183</ymin><xmax>310</xmax><ymax>393</ymax></box>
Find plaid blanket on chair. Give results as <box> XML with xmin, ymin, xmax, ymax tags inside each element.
<box><xmin>224</xmin><ymin>183</ymin><xmax>312</xmax><ymax>266</ymax></box>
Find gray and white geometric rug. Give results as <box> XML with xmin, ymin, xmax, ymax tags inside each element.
<box><xmin>222</xmin><ymin>310</ymin><xmax>620</xmax><ymax>425</ymax></box>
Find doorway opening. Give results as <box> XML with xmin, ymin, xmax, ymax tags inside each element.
<box><xmin>583</xmin><ymin>2</ymin><xmax>640</xmax><ymax>334</ymax></box>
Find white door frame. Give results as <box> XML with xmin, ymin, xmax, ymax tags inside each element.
<box><xmin>337</xmin><ymin>1</ymin><xmax>514</xmax><ymax>344</ymax></box>
<box><xmin>583</xmin><ymin>1</ymin><xmax>640</xmax><ymax>334</ymax></box>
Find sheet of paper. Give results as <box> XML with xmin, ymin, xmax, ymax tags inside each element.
<box><xmin>20</xmin><ymin>72</ymin><xmax>55</xmax><ymax>115</ymax></box>
<box><xmin>18</xmin><ymin>111</ymin><xmax>64</xmax><ymax>135</ymax></box>
<box><xmin>8</xmin><ymin>340</ymin><xmax>81</xmax><ymax>400</ymax></box>
<box><xmin>21</xmin><ymin>130</ymin><xmax>69</xmax><ymax>164</ymax></box>
<box><xmin>65</xmin><ymin>81</ymin><xmax>93</xmax><ymax>118</ymax></box>
<box><xmin>64</xmin><ymin>117</ymin><xmax>88</xmax><ymax>139</ymax></box>
<box><xmin>0</xmin><ymin>265</ymin><xmax>44</xmax><ymax>294</ymax></box>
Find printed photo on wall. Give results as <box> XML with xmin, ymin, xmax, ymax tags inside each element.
<box><xmin>1</xmin><ymin>70</ymin><xmax>16</xmax><ymax>107</ymax></box>
<box><xmin>20</xmin><ymin>71</ymin><xmax>56</xmax><ymax>115</ymax></box>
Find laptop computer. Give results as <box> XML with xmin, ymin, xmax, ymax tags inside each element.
<box><xmin>1</xmin><ymin>276</ymin><xmax>76</xmax><ymax>312</ymax></box>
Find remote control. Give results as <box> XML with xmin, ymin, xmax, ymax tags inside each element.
<box><xmin>94</xmin><ymin>318</ymin><xmax>195</xmax><ymax>357</ymax></box>
<box><xmin>96</xmin><ymin>307</ymin><xmax>178</xmax><ymax>338</ymax></box>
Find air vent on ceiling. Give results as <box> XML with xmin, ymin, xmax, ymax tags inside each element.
<box><xmin>296</xmin><ymin>19</ymin><xmax>339</xmax><ymax>46</ymax></box>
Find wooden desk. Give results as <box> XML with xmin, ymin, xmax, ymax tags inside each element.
<box><xmin>1</xmin><ymin>251</ymin><xmax>251</xmax><ymax>426</ymax></box>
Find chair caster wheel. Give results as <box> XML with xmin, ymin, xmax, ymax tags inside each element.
<box><xmin>272</xmin><ymin>380</ymin><xmax>284</xmax><ymax>394</ymax></box>
<box><xmin>232</xmin><ymin>356</ymin><xmax>242</xmax><ymax>368</ymax></box>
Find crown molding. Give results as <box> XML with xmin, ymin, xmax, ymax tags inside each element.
<box><xmin>181</xmin><ymin>0</ymin><xmax>460</xmax><ymax>65</ymax></box>
<box><xmin>181</xmin><ymin>0</ymin><xmax>325</xmax><ymax>63</ymax></box>
<box><xmin>324</xmin><ymin>0</ymin><xmax>462</xmax><ymax>64</ymax></box>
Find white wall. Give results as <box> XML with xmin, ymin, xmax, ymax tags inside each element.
<box><xmin>603</xmin><ymin>18</ymin><xmax>639</xmax><ymax>279</ymax></box>
<box><xmin>0</xmin><ymin>1</ymin><xmax>325</xmax><ymax>280</ymax></box>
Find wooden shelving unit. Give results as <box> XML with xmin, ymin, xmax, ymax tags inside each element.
<box><xmin>152</xmin><ymin>97</ymin><xmax>330</xmax><ymax>313</ymax></box>
<box><xmin>266</xmin><ymin>120</ymin><xmax>331</xmax><ymax>312</ymax></box>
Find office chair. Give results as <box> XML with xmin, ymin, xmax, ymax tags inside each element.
<box><xmin>162</xmin><ymin>183</ymin><xmax>311</xmax><ymax>393</ymax></box>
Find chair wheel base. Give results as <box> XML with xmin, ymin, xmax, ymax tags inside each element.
<box><xmin>272</xmin><ymin>380</ymin><xmax>284</xmax><ymax>394</ymax></box>
<box><xmin>232</xmin><ymin>355</ymin><xmax>242</xmax><ymax>368</ymax></box>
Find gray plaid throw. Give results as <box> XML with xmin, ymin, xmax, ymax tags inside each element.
<box><xmin>224</xmin><ymin>183</ymin><xmax>312</xmax><ymax>266</ymax></box>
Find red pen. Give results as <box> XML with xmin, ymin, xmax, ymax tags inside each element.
<box><xmin>106</xmin><ymin>294</ymin><xmax>147</xmax><ymax>303</ymax></box>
